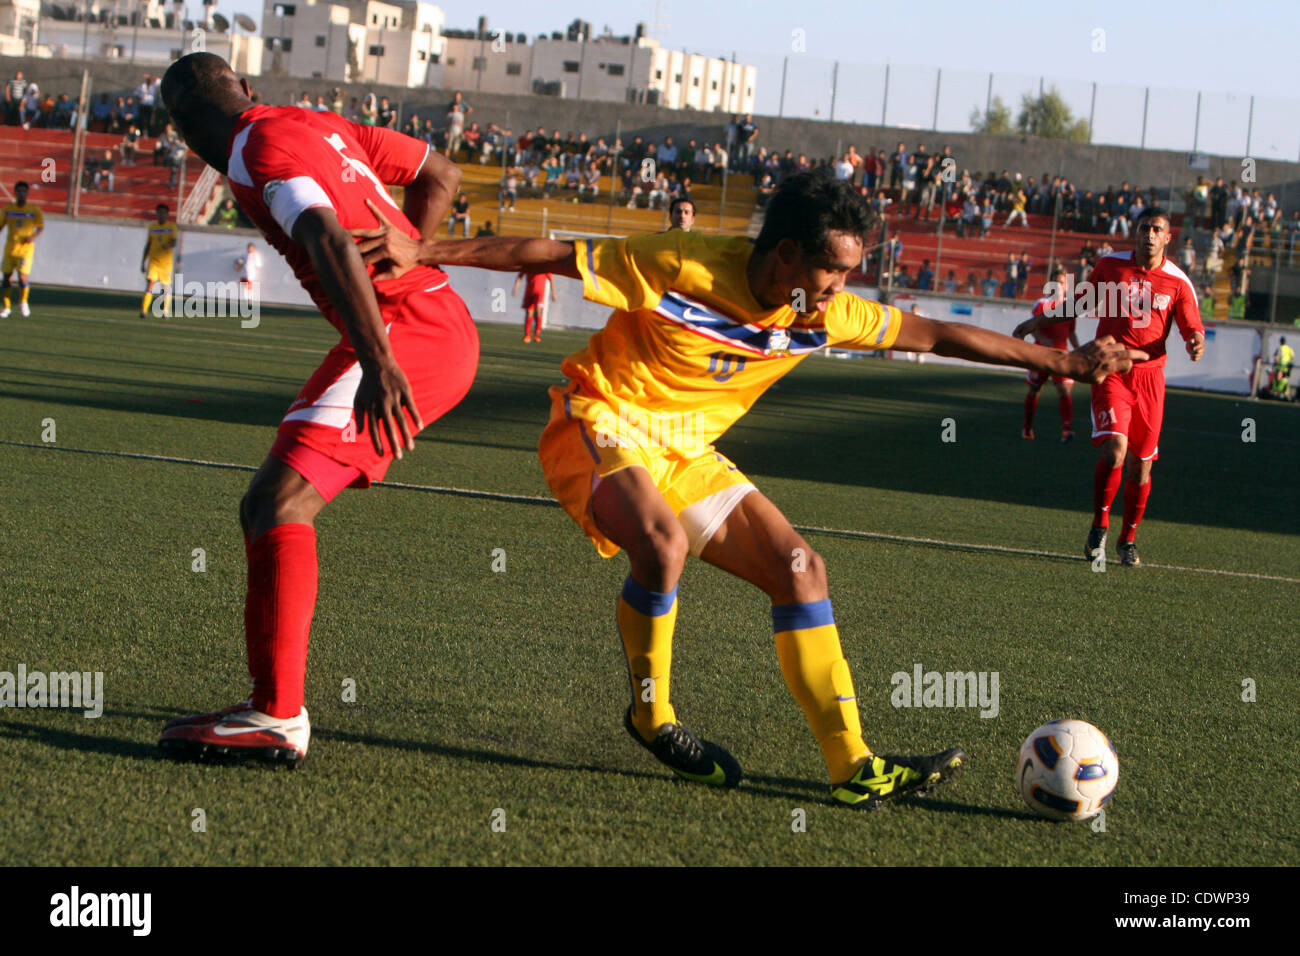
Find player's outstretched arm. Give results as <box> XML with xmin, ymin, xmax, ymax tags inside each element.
<box><xmin>351</xmin><ymin>199</ymin><xmax>579</xmax><ymax>280</ymax></box>
<box><xmin>892</xmin><ymin>312</ymin><xmax>1147</xmax><ymax>385</ymax></box>
<box><xmin>292</xmin><ymin>206</ymin><xmax>423</xmax><ymax>459</ymax></box>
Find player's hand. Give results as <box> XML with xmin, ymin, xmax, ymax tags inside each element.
<box><xmin>353</xmin><ymin>358</ymin><xmax>424</xmax><ymax>460</ymax></box>
<box><xmin>1061</xmin><ymin>335</ymin><xmax>1150</xmax><ymax>385</ymax></box>
<box><xmin>350</xmin><ymin>199</ymin><xmax>424</xmax><ymax>281</ymax></box>
<box><xmin>1186</xmin><ymin>332</ymin><xmax>1206</xmax><ymax>362</ymax></box>
<box><xmin>1011</xmin><ymin>320</ymin><xmax>1034</xmax><ymax>340</ymax></box>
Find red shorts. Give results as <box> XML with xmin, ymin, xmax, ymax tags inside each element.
<box><xmin>269</xmin><ymin>281</ymin><xmax>479</xmax><ymax>501</ymax></box>
<box><xmin>1090</xmin><ymin>363</ymin><xmax>1165</xmax><ymax>461</ymax></box>
<box><xmin>522</xmin><ymin>295</ymin><xmax>541</xmax><ymax>311</ymax></box>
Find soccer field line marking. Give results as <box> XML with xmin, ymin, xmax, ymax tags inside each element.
<box><xmin>4</xmin><ymin>439</ymin><xmax>1297</xmax><ymax>585</ymax></box>
<box><xmin>793</xmin><ymin>525</ymin><xmax>1300</xmax><ymax>584</ymax></box>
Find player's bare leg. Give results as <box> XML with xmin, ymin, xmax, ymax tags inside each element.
<box><xmin>1054</xmin><ymin>379</ymin><xmax>1075</xmax><ymax>443</ymax></box>
<box><xmin>701</xmin><ymin>492</ymin><xmax>965</xmax><ymax>807</ymax></box>
<box><xmin>589</xmin><ymin>467</ymin><xmax>740</xmax><ymax>786</ymax></box>
<box><xmin>1088</xmin><ymin>434</ymin><xmax>1127</xmax><ymax>562</ymax></box>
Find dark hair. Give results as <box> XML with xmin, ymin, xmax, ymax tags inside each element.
<box><xmin>15</xmin><ymin>180</ymin><xmax>29</xmax><ymax>189</ymax></box>
<box><xmin>156</xmin><ymin>203</ymin><xmax>169</xmax><ymax>210</ymax></box>
<box><xmin>754</xmin><ymin>170</ymin><xmax>875</xmax><ymax>258</ymax></box>
<box><xmin>1136</xmin><ymin>206</ymin><xmax>1171</xmax><ymax>227</ymax></box>
<box><xmin>669</xmin><ymin>195</ymin><xmax>695</xmax><ymax>216</ymax></box>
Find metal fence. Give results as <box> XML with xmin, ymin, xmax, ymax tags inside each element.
<box><xmin>702</xmin><ymin>48</ymin><xmax>1300</xmax><ymax>163</ymax></box>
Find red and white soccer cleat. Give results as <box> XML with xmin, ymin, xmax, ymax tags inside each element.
<box><xmin>159</xmin><ymin>704</ymin><xmax>310</xmax><ymax>767</ymax></box>
<box><xmin>162</xmin><ymin>699</ymin><xmax>254</xmax><ymax>732</ymax></box>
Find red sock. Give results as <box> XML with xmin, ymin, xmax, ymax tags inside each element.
<box><xmin>1121</xmin><ymin>479</ymin><xmax>1151</xmax><ymax>543</ymax></box>
<box><xmin>1058</xmin><ymin>392</ymin><xmax>1073</xmax><ymax>430</ymax></box>
<box><xmin>1093</xmin><ymin>459</ymin><xmax>1123</xmax><ymax>528</ymax></box>
<box><xmin>1024</xmin><ymin>390</ymin><xmax>1039</xmax><ymax>431</ymax></box>
<box><xmin>245</xmin><ymin>524</ymin><xmax>318</xmax><ymax>718</ymax></box>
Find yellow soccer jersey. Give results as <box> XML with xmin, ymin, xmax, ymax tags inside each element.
<box><xmin>1</xmin><ymin>202</ymin><xmax>44</xmax><ymax>256</ymax></box>
<box><xmin>146</xmin><ymin>221</ymin><xmax>179</xmax><ymax>265</ymax></box>
<box><xmin>568</xmin><ymin>230</ymin><xmax>903</xmax><ymax>454</ymax></box>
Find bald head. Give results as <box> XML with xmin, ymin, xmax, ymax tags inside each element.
<box><xmin>162</xmin><ymin>53</ymin><xmax>254</xmax><ymax>172</ymax></box>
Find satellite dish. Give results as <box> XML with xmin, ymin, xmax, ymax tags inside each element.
<box><xmin>211</xmin><ymin>12</ymin><xmax>229</xmax><ymax>31</ymax></box>
<box><xmin>234</xmin><ymin>13</ymin><xmax>256</xmax><ymax>32</ymax></box>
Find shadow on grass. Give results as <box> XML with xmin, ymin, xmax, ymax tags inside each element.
<box><xmin>3</xmin><ymin>708</ymin><xmax>995</xmax><ymax>815</ymax></box>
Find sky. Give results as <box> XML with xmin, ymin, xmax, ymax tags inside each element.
<box><xmin>207</xmin><ymin>0</ymin><xmax>1300</xmax><ymax>159</ymax></box>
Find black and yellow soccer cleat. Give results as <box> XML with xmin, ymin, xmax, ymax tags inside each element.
<box><xmin>624</xmin><ymin>707</ymin><xmax>741</xmax><ymax>788</ymax></box>
<box><xmin>831</xmin><ymin>748</ymin><xmax>967</xmax><ymax>810</ymax></box>
<box><xmin>1118</xmin><ymin>541</ymin><xmax>1142</xmax><ymax>567</ymax></box>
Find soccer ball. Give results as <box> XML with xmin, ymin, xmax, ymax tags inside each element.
<box><xmin>1016</xmin><ymin>719</ymin><xmax>1118</xmax><ymax>821</ymax></box>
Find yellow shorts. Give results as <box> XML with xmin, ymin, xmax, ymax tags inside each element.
<box><xmin>539</xmin><ymin>382</ymin><xmax>756</xmax><ymax>558</ymax></box>
<box><xmin>2</xmin><ymin>251</ymin><xmax>33</xmax><ymax>276</ymax></box>
<box><xmin>145</xmin><ymin>262</ymin><xmax>173</xmax><ymax>286</ymax></box>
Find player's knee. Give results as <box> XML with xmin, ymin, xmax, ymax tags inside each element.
<box><xmin>634</xmin><ymin>519</ymin><xmax>689</xmax><ymax>583</ymax></box>
<box><xmin>1103</xmin><ymin>437</ymin><xmax>1126</xmax><ymax>466</ymax></box>
<box><xmin>781</xmin><ymin>545</ymin><xmax>828</xmax><ymax>601</ymax></box>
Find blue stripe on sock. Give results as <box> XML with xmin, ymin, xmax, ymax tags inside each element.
<box><xmin>620</xmin><ymin>576</ymin><xmax>678</xmax><ymax>617</ymax></box>
<box><xmin>771</xmin><ymin>599</ymin><xmax>835</xmax><ymax>632</ymax></box>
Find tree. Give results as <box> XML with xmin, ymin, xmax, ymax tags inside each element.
<box><xmin>1015</xmin><ymin>87</ymin><xmax>1091</xmax><ymax>142</ymax></box>
<box><xmin>970</xmin><ymin>95</ymin><xmax>1012</xmax><ymax>135</ymax></box>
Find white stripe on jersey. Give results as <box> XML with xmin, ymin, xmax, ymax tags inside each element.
<box><xmin>1158</xmin><ymin>257</ymin><xmax>1200</xmax><ymax>309</ymax></box>
<box><xmin>283</xmin><ymin>361</ymin><xmax>361</xmax><ymax>430</ymax></box>
<box><xmin>228</xmin><ymin>123</ymin><xmax>255</xmax><ymax>187</ymax></box>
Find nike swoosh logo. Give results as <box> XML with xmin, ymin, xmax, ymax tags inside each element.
<box><xmin>211</xmin><ymin>722</ymin><xmax>293</xmax><ymax>737</ymax></box>
<box><xmin>673</xmin><ymin>763</ymin><xmax>727</xmax><ymax>785</ymax></box>
<box><xmin>680</xmin><ymin>307</ymin><xmax>721</xmax><ymax>325</ymax></box>
<box><xmin>835</xmin><ymin>695</ymin><xmax>856</xmax><ymax>702</ymax></box>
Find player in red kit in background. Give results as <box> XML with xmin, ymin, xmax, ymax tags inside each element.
<box><xmin>1015</xmin><ymin>207</ymin><xmax>1205</xmax><ymax>567</ymax></box>
<box><xmin>1019</xmin><ymin>264</ymin><xmax>1080</xmax><ymax>442</ymax></box>
<box><xmin>512</xmin><ymin>269</ymin><xmax>555</xmax><ymax>343</ymax></box>
<box><xmin>156</xmin><ymin>53</ymin><xmax>480</xmax><ymax>765</ymax></box>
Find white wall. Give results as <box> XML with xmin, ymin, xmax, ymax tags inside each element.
<box><xmin>888</xmin><ymin>292</ymin><xmax>1271</xmax><ymax>395</ymax></box>
<box><xmin>26</xmin><ymin>217</ymin><xmax>1285</xmax><ymax>396</ymax></box>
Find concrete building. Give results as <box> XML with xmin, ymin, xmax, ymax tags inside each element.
<box><xmin>260</xmin><ymin>0</ymin><xmax>444</xmax><ymax>86</ymax></box>
<box><xmin>0</xmin><ymin>0</ymin><xmax>39</xmax><ymax>57</ymax></box>
<box><xmin>439</xmin><ymin>21</ymin><xmax>756</xmax><ymax>112</ymax></box>
<box><xmin>29</xmin><ymin>1</ymin><xmax>261</xmax><ymax>73</ymax></box>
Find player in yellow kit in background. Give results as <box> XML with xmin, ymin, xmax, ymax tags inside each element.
<box><xmin>1</xmin><ymin>180</ymin><xmax>44</xmax><ymax>318</ymax></box>
<box><xmin>141</xmin><ymin>202</ymin><xmax>179</xmax><ymax>317</ymax></box>
<box><xmin>352</xmin><ymin>171</ymin><xmax>1145</xmax><ymax>809</ymax></box>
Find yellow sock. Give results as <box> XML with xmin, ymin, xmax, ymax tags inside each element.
<box><xmin>142</xmin><ymin>291</ymin><xmax>153</xmax><ymax>314</ymax></box>
<box><xmin>617</xmin><ymin>576</ymin><xmax>678</xmax><ymax>741</ymax></box>
<box><xmin>773</xmin><ymin>600</ymin><xmax>870</xmax><ymax>783</ymax></box>
<box><xmin>162</xmin><ymin>290</ymin><xmax>172</xmax><ymax>316</ymax></box>
<box><xmin>19</xmin><ymin>285</ymin><xmax>29</xmax><ymax>304</ymax></box>
<box><xmin>2</xmin><ymin>292</ymin><xmax>9</xmax><ymax>309</ymax></box>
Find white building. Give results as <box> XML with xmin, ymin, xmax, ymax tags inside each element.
<box><xmin>260</xmin><ymin>0</ymin><xmax>443</xmax><ymax>86</ymax></box>
<box><xmin>0</xmin><ymin>0</ymin><xmax>39</xmax><ymax>56</ymax></box>
<box><xmin>439</xmin><ymin>23</ymin><xmax>755</xmax><ymax>112</ymax></box>
<box><xmin>30</xmin><ymin>1</ymin><xmax>261</xmax><ymax>72</ymax></box>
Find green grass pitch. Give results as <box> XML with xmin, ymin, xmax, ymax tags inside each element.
<box><xmin>1</xmin><ymin>288</ymin><xmax>1296</xmax><ymax>866</ymax></box>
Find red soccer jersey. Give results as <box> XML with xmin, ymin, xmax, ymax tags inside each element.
<box><xmin>225</xmin><ymin>104</ymin><xmax>449</xmax><ymax>332</ymax></box>
<box><xmin>1076</xmin><ymin>251</ymin><xmax>1202</xmax><ymax>368</ymax></box>
<box><xmin>524</xmin><ymin>273</ymin><xmax>551</xmax><ymax>302</ymax></box>
<box><xmin>1031</xmin><ymin>295</ymin><xmax>1074</xmax><ymax>349</ymax></box>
